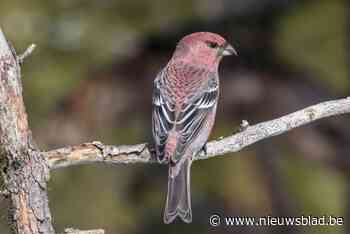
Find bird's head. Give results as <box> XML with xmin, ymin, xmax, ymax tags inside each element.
<box><xmin>173</xmin><ymin>32</ymin><xmax>237</xmax><ymax>68</ymax></box>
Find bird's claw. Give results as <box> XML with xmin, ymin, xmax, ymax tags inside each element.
<box><xmin>202</xmin><ymin>144</ymin><xmax>208</xmax><ymax>155</ymax></box>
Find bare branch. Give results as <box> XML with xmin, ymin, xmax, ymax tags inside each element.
<box><xmin>17</xmin><ymin>44</ymin><xmax>36</xmax><ymax>64</ymax></box>
<box><xmin>64</xmin><ymin>228</ymin><xmax>104</xmax><ymax>234</ymax></box>
<box><xmin>46</xmin><ymin>97</ymin><xmax>350</xmax><ymax>170</ymax></box>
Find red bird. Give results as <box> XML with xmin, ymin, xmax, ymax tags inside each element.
<box><xmin>152</xmin><ymin>32</ymin><xmax>236</xmax><ymax>223</ymax></box>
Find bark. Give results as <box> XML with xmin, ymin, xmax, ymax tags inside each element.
<box><xmin>0</xmin><ymin>29</ymin><xmax>55</xmax><ymax>234</ymax></box>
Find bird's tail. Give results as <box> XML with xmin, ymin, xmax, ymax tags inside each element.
<box><xmin>164</xmin><ymin>158</ymin><xmax>192</xmax><ymax>224</ymax></box>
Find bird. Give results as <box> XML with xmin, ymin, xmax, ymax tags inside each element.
<box><xmin>152</xmin><ymin>32</ymin><xmax>236</xmax><ymax>224</ymax></box>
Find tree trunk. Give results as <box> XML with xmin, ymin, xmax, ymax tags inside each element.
<box><xmin>0</xmin><ymin>29</ymin><xmax>55</xmax><ymax>234</ymax></box>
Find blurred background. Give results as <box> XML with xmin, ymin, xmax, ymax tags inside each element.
<box><xmin>0</xmin><ymin>0</ymin><xmax>349</xmax><ymax>233</ymax></box>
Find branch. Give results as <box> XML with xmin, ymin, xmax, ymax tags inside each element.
<box><xmin>46</xmin><ymin>97</ymin><xmax>350</xmax><ymax>170</ymax></box>
<box><xmin>17</xmin><ymin>44</ymin><xmax>36</xmax><ymax>64</ymax></box>
<box><xmin>64</xmin><ymin>228</ymin><xmax>104</xmax><ymax>234</ymax></box>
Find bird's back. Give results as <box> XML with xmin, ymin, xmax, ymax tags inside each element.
<box><xmin>157</xmin><ymin>61</ymin><xmax>218</xmax><ymax>162</ymax></box>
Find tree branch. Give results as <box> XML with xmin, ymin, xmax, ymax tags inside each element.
<box><xmin>46</xmin><ymin>97</ymin><xmax>350</xmax><ymax>170</ymax></box>
<box><xmin>17</xmin><ymin>44</ymin><xmax>36</xmax><ymax>64</ymax></box>
<box><xmin>63</xmin><ymin>228</ymin><xmax>104</xmax><ymax>234</ymax></box>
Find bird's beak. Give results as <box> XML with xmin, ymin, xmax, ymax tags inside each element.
<box><xmin>222</xmin><ymin>43</ymin><xmax>238</xmax><ymax>56</ymax></box>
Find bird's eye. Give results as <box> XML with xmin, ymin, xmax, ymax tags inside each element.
<box><xmin>206</xmin><ymin>41</ymin><xmax>219</xmax><ymax>49</ymax></box>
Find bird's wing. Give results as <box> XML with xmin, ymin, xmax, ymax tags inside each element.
<box><xmin>152</xmin><ymin>70</ymin><xmax>219</xmax><ymax>163</ymax></box>
<box><xmin>172</xmin><ymin>74</ymin><xmax>219</xmax><ymax>163</ymax></box>
<box><xmin>152</xmin><ymin>71</ymin><xmax>176</xmax><ymax>161</ymax></box>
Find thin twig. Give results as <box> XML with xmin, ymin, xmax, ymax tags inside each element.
<box><xmin>17</xmin><ymin>43</ymin><xmax>36</xmax><ymax>64</ymax></box>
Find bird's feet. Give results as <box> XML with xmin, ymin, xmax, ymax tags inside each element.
<box><xmin>202</xmin><ymin>143</ymin><xmax>208</xmax><ymax>155</ymax></box>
